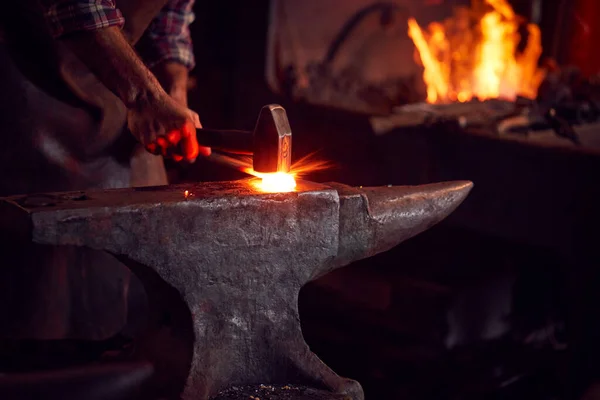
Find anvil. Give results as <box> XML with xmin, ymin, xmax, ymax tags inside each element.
<box><xmin>0</xmin><ymin>179</ymin><xmax>472</xmax><ymax>399</ymax></box>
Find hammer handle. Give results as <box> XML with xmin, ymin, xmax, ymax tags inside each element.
<box><xmin>196</xmin><ymin>129</ymin><xmax>253</xmax><ymax>155</ymax></box>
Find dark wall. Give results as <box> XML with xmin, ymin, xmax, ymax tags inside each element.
<box><xmin>188</xmin><ymin>0</ymin><xmax>274</xmax><ymax>129</ymax></box>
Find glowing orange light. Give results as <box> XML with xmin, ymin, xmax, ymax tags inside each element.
<box><xmin>246</xmin><ymin>171</ymin><xmax>297</xmax><ymax>193</ymax></box>
<box><xmin>241</xmin><ymin>166</ymin><xmax>297</xmax><ymax>193</ymax></box>
<box><xmin>214</xmin><ymin>153</ymin><xmax>331</xmax><ymax>193</ymax></box>
<box><xmin>408</xmin><ymin>0</ymin><xmax>546</xmax><ymax>104</ymax></box>
<box><xmin>408</xmin><ymin>19</ymin><xmax>449</xmax><ymax>103</ymax></box>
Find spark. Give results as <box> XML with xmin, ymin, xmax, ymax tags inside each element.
<box><xmin>214</xmin><ymin>153</ymin><xmax>332</xmax><ymax>193</ymax></box>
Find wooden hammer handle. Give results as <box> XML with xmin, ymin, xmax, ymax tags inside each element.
<box><xmin>196</xmin><ymin>129</ymin><xmax>253</xmax><ymax>155</ymax></box>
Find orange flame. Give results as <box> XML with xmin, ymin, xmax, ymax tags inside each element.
<box><xmin>408</xmin><ymin>0</ymin><xmax>545</xmax><ymax>103</ymax></box>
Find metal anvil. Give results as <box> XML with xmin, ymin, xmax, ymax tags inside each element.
<box><xmin>0</xmin><ymin>179</ymin><xmax>472</xmax><ymax>399</ymax></box>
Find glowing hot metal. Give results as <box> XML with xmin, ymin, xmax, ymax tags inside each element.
<box><xmin>210</xmin><ymin>153</ymin><xmax>331</xmax><ymax>194</ymax></box>
<box><xmin>248</xmin><ymin>154</ymin><xmax>331</xmax><ymax>193</ymax></box>
<box><xmin>247</xmin><ymin>172</ymin><xmax>297</xmax><ymax>193</ymax></box>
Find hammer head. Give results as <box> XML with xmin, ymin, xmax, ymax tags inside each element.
<box><xmin>252</xmin><ymin>105</ymin><xmax>292</xmax><ymax>173</ymax></box>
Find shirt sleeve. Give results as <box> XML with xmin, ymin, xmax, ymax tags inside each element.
<box><xmin>138</xmin><ymin>0</ymin><xmax>196</xmax><ymax>70</ymax></box>
<box><xmin>43</xmin><ymin>0</ymin><xmax>125</xmax><ymax>37</ymax></box>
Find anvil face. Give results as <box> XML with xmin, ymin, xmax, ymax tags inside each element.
<box><xmin>0</xmin><ymin>179</ymin><xmax>472</xmax><ymax>400</ymax></box>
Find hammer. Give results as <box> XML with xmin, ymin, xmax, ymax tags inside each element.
<box><xmin>197</xmin><ymin>104</ymin><xmax>292</xmax><ymax>173</ymax></box>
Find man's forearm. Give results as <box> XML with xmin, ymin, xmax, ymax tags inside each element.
<box><xmin>152</xmin><ymin>62</ymin><xmax>189</xmax><ymax>106</ymax></box>
<box><xmin>62</xmin><ymin>26</ymin><xmax>164</xmax><ymax>109</ymax></box>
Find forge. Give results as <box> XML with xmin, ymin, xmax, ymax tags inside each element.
<box><xmin>0</xmin><ymin>179</ymin><xmax>472</xmax><ymax>399</ymax></box>
<box><xmin>389</xmin><ymin>0</ymin><xmax>600</xmax><ymax>150</ymax></box>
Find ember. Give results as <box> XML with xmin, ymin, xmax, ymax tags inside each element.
<box><xmin>408</xmin><ymin>0</ymin><xmax>545</xmax><ymax>103</ymax></box>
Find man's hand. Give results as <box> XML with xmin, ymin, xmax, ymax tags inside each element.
<box><xmin>128</xmin><ymin>90</ymin><xmax>210</xmax><ymax>161</ymax></box>
<box><xmin>140</xmin><ymin>61</ymin><xmax>210</xmax><ymax>161</ymax></box>
<box><xmin>61</xmin><ymin>26</ymin><xmax>209</xmax><ymax>162</ymax></box>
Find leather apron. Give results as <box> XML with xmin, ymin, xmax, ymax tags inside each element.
<box><xmin>0</xmin><ymin>0</ymin><xmax>172</xmax><ymax>340</ymax></box>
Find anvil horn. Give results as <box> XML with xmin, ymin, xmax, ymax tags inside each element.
<box><xmin>320</xmin><ymin>180</ymin><xmax>473</xmax><ymax>278</ymax></box>
<box><xmin>0</xmin><ymin>180</ymin><xmax>473</xmax><ymax>400</ymax></box>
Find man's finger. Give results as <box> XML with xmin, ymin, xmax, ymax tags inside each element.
<box><xmin>166</xmin><ymin>130</ymin><xmax>180</xmax><ymax>145</ymax></box>
<box><xmin>190</xmin><ymin>111</ymin><xmax>202</xmax><ymax>129</ymax></box>
<box><xmin>163</xmin><ymin>143</ymin><xmax>179</xmax><ymax>160</ymax></box>
<box><xmin>146</xmin><ymin>143</ymin><xmax>160</xmax><ymax>155</ymax></box>
<box><xmin>180</xmin><ymin>120</ymin><xmax>201</xmax><ymax>160</ymax></box>
<box><xmin>197</xmin><ymin>145</ymin><xmax>211</xmax><ymax>157</ymax></box>
<box><xmin>156</xmin><ymin>136</ymin><xmax>169</xmax><ymax>157</ymax></box>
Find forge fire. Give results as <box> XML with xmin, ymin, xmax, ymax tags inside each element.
<box><xmin>408</xmin><ymin>0</ymin><xmax>546</xmax><ymax>103</ymax></box>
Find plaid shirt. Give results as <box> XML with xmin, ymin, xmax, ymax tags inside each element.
<box><xmin>43</xmin><ymin>0</ymin><xmax>196</xmax><ymax>69</ymax></box>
